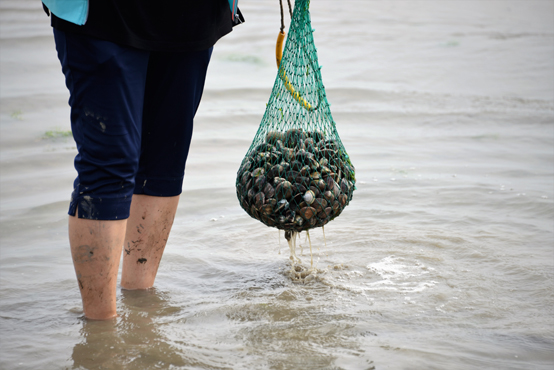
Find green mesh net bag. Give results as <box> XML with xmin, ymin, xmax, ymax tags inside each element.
<box><xmin>236</xmin><ymin>0</ymin><xmax>355</xmax><ymax>232</ymax></box>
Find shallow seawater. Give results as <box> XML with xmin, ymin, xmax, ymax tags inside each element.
<box><xmin>1</xmin><ymin>1</ymin><xmax>553</xmax><ymax>369</ymax></box>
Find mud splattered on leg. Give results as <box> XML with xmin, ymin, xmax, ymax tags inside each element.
<box><xmin>121</xmin><ymin>194</ymin><xmax>179</xmax><ymax>290</ymax></box>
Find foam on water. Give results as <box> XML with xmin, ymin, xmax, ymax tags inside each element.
<box><xmin>365</xmin><ymin>256</ymin><xmax>438</xmax><ymax>293</ymax></box>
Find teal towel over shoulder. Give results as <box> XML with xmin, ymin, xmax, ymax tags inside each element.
<box><xmin>42</xmin><ymin>0</ymin><xmax>88</xmax><ymax>26</ymax></box>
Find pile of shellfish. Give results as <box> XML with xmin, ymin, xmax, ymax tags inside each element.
<box><xmin>236</xmin><ymin>128</ymin><xmax>355</xmax><ymax>231</ymax></box>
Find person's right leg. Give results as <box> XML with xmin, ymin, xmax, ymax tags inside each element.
<box><xmin>54</xmin><ymin>29</ymin><xmax>149</xmax><ymax>319</ymax></box>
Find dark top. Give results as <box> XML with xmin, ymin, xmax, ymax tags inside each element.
<box><xmin>49</xmin><ymin>0</ymin><xmax>234</xmax><ymax>52</ymax></box>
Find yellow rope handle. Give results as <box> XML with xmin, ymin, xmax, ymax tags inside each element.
<box><xmin>276</xmin><ymin>31</ymin><xmax>313</xmax><ymax>111</ymax></box>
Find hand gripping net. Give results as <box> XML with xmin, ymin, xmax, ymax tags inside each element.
<box><xmin>236</xmin><ymin>0</ymin><xmax>355</xmax><ymax>232</ymax></box>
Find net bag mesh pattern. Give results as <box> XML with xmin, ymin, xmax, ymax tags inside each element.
<box><xmin>236</xmin><ymin>0</ymin><xmax>356</xmax><ymax>232</ymax></box>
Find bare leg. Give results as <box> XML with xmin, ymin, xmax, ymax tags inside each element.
<box><xmin>69</xmin><ymin>211</ymin><xmax>126</xmax><ymax>320</ymax></box>
<box><xmin>121</xmin><ymin>194</ymin><xmax>179</xmax><ymax>290</ymax></box>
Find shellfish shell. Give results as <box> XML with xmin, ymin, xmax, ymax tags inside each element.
<box><xmin>254</xmin><ymin>175</ymin><xmax>266</xmax><ymax>191</ymax></box>
<box><xmin>266</xmin><ymin>131</ymin><xmax>285</xmax><ymax>144</ymax></box>
<box><xmin>241</xmin><ymin>171</ymin><xmax>251</xmax><ymax>185</ymax></box>
<box><xmin>260</xmin><ymin>203</ymin><xmax>274</xmax><ymax>216</ymax></box>
<box><xmin>303</xmin><ymin>190</ymin><xmax>315</xmax><ymax>205</ymax></box>
<box><xmin>338</xmin><ymin>194</ymin><xmax>347</xmax><ymax>207</ymax></box>
<box><xmin>251</xmin><ymin>167</ymin><xmax>264</xmax><ymax>177</ymax></box>
<box><xmin>263</xmin><ymin>183</ymin><xmax>275</xmax><ymax>199</ymax></box>
<box><xmin>254</xmin><ymin>192</ymin><xmax>265</xmax><ymax>208</ymax></box>
<box><xmin>323</xmin><ymin>190</ymin><xmax>334</xmax><ymax>202</ymax></box>
<box><xmin>250</xmin><ymin>204</ymin><xmax>260</xmax><ymax>219</ymax></box>
<box><xmin>299</xmin><ymin>206</ymin><xmax>317</xmax><ymax>220</ymax></box>
<box><xmin>312</xmin><ymin>198</ymin><xmax>327</xmax><ymax>212</ymax></box>
<box><xmin>275</xmin><ymin>199</ymin><xmax>289</xmax><ymax>214</ymax></box>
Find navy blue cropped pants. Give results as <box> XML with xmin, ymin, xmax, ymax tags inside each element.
<box><xmin>54</xmin><ymin>29</ymin><xmax>212</xmax><ymax>220</ymax></box>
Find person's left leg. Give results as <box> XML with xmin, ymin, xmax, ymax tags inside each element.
<box><xmin>121</xmin><ymin>47</ymin><xmax>213</xmax><ymax>290</ymax></box>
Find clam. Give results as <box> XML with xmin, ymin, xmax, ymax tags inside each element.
<box><xmin>239</xmin><ymin>159</ymin><xmax>252</xmax><ymax>173</ymax></box>
<box><xmin>284</xmin><ymin>128</ymin><xmax>307</xmax><ymax>148</ymax></box>
<box><xmin>320</xmin><ymin>166</ymin><xmax>331</xmax><ymax>177</ymax></box>
<box><xmin>308</xmin><ymin>130</ymin><xmax>325</xmax><ymax>143</ymax></box>
<box><xmin>313</xmin><ymin>179</ymin><xmax>326</xmax><ymax>192</ymax></box>
<box><xmin>274</xmin><ymin>139</ymin><xmax>285</xmax><ymax>152</ymax></box>
<box><xmin>292</xmin><ymin>183</ymin><xmax>306</xmax><ymax>194</ymax></box>
<box><xmin>285</xmin><ymin>210</ymin><xmax>295</xmax><ymax>223</ymax></box>
<box><xmin>278</xmin><ymin>215</ymin><xmax>286</xmax><ymax>224</ymax></box>
<box><xmin>290</xmin><ymin>160</ymin><xmax>303</xmax><ymax>172</ymax></box>
<box><xmin>323</xmin><ymin>190</ymin><xmax>334</xmax><ymax>202</ymax></box>
<box><xmin>268</xmin><ymin>152</ymin><xmax>281</xmax><ymax>166</ymax></box>
<box><xmin>250</xmin><ymin>204</ymin><xmax>259</xmax><ymax>219</ymax></box>
<box><xmin>263</xmin><ymin>183</ymin><xmax>275</xmax><ymax>199</ymax></box>
<box><xmin>309</xmin><ymin>171</ymin><xmax>321</xmax><ymax>180</ymax></box>
<box><xmin>262</xmin><ymin>215</ymin><xmax>276</xmax><ymax>226</ymax></box>
<box><xmin>325</xmin><ymin>176</ymin><xmax>341</xmax><ymax>196</ymax></box>
<box><xmin>309</xmin><ymin>186</ymin><xmax>320</xmax><ymax>197</ymax></box>
<box><xmin>338</xmin><ymin>194</ymin><xmax>347</xmax><ymax>207</ymax></box>
<box><xmin>275</xmin><ymin>199</ymin><xmax>289</xmax><ymax>213</ymax></box>
<box><xmin>284</xmin><ymin>172</ymin><xmax>297</xmax><ymax>184</ymax></box>
<box><xmin>247</xmin><ymin>188</ymin><xmax>256</xmax><ymax>202</ymax></box>
<box><xmin>341</xmin><ymin>178</ymin><xmax>350</xmax><ymax>194</ymax></box>
<box><xmin>269</xmin><ymin>164</ymin><xmax>285</xmax><ymax>177</ymax></box>
<box><xmin>254</xmin><ymin>192</ymin><xmax>265</xmax><ymax>208</ymax></box>
<box><xmin>246</xmin><ymin>178</ymin><xmax>253</xmax><ymax>191</ymax></box>
<box><xmin>308</xmin><ymin>157</ymin><xmax>319</xmax><ymax>171</ymax></box>
<box><xmin>294</xmin><ymin>215</ymin><xmax>304</xmax><ymax>226</ymax></box>
<box><xmin>282</xmin><ymin>148</ymin><xmax>295</xmax><ymax>162</ymax></box>
<box><xmin>304</xmin><ymin>138</ymin><xmax>316</xmax><ymax>153</ymax></box>
<box><xmin>299</xmin><ymin>206</ymin><xmax>316</xmax><ymax>220</ymax></box>
<box><xmin>240</xmin><ymin>196</ymin><xmax>249</xmax><ymax>210</ymax></box>
<box><xmin>299</xmin><ymin>165</ymin><xmax>310</xmax><ymax>177</ymax></box>
<box><xmin>295</xmin><ymin>175</ymin><xmax>311</xmax><ymax>188</ymax></box>
<box><xmin>289</xmin><ymin>193</ymin><xmax>304</xmax><ymax>211</ymax></box>
<box><xmin>321</xmin><ymin>207</ymin><xmax>333</xmax><ymax>218</ymax></box>
<box><xmin>251</xmin><ymin>167</ymin><xmax>264</xmax><ymax>177</ymax></box>
<box><xmin>266</xmin><ymin>131</ymin><xmax>285</xmax><ymax>144</ymax></box>
<box><xmin>254</xmin><ymin>175</ymin><xmax>266</xmax><ymax>191</ymax></box>
<box><xmin>332</xmin><ymin>181</ymin><xmax>341</xmax><ymax>197</ymax></box>
<box><xmin>275</xmin><ymin>179</ymin><xmax>293</xmax><ymax>200</ymax></box>
<box><xmin>255</xmin><ymin>152</ymin><xmax>271</xmax><ymax>163</ymax></box>
<box><xmin>303</xmin><ymin>190</ymin><xmax>315</xmax><ymax>205</ymax></box>
<box><xmin>325</xmin><ymin>175</ymin><xmax>335</xmax><ymax>189</ymax></box>
<box><xmin>318</xmin><ymin>139</ymin><xmax>339</xmax><ymax>151</ymax></box>
<box><xmin>312</xmin><ymin>198</ymin><xmax>327</xmax><ymax>212</ymax></box>
<box><xmin>332</xmin><ymin>201</ymin><xmax>340</xmax><ymax>212</ymax></box>
<box><xmin>274</xmin><ymin>176</ymin><xmax>286</xmax><ymax>185</ymax></box>
<box><xmin>241</xmin><ymin>171</ymin><xmax>251</xmax><ymax>185</ymax></box>
<box><xmin>254</xmin><ymin>143</ymin><xmax>275</xmax><ymax>154</ymax></box>
<box><xmin>260</xmin><ymin>203</ymin><xmax>274</xmax><ymax>216</ymax></box>
<box><xmin>319</xmin><ymin>148</ymin><xmax>337</xmax><ymax>161</ymax></box>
